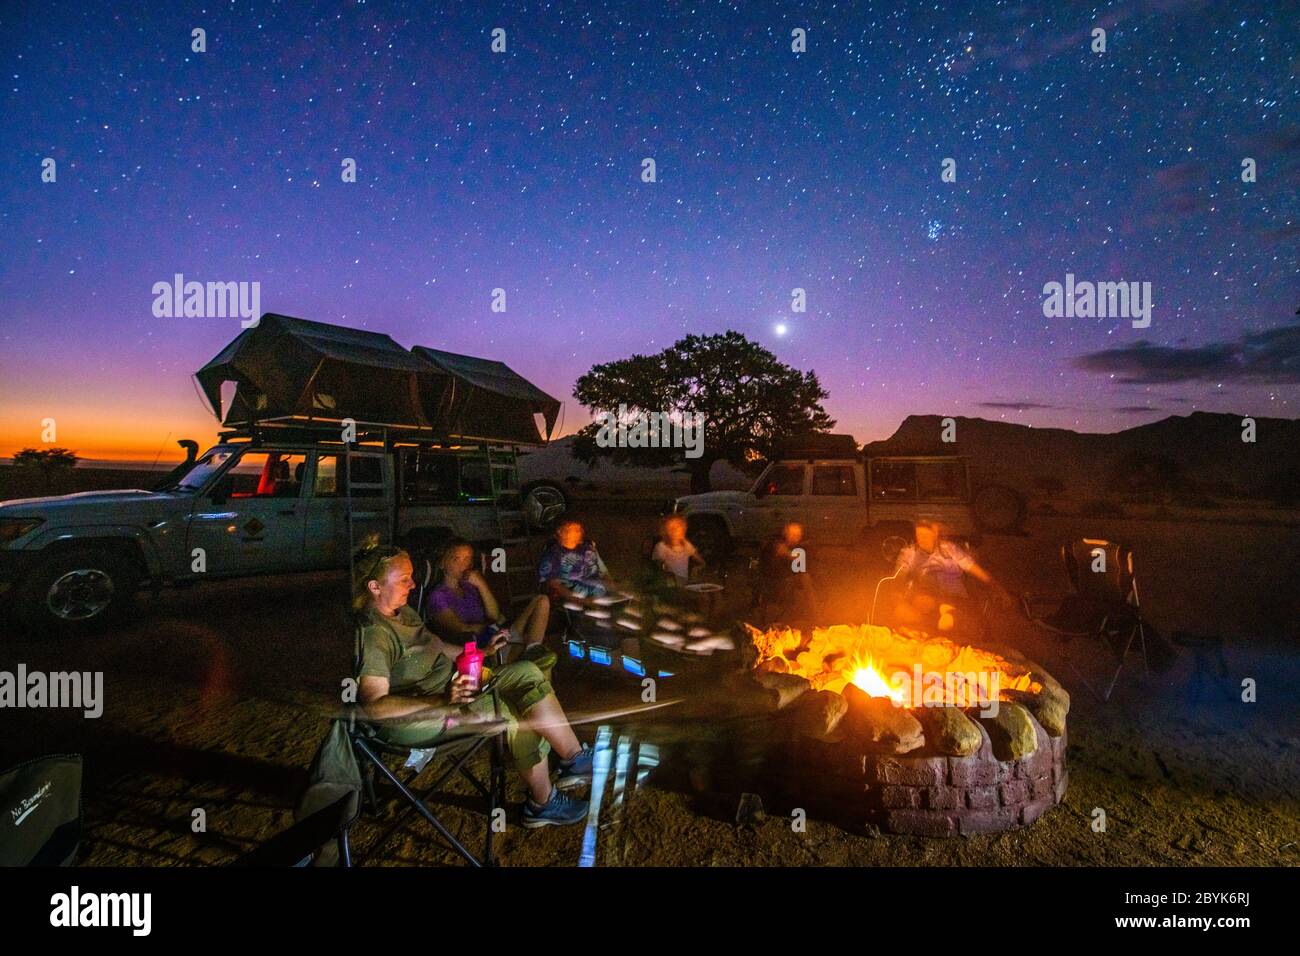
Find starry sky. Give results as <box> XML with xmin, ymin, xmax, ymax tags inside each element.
<box><xmin>1</xmin><ymin>0</ymin><xmax>1297</xmax><ymax>461</ymax></box>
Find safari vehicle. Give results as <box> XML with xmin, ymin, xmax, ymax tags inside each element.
<box><xmin>672</xmin><ymin>434</ymin><xmax>1023</xmax><ymax>557</ymax></box>
<box><xmin>0</xmin><ymin>315</ymin><xmax>568</xmax><ymax>634</ymax></box>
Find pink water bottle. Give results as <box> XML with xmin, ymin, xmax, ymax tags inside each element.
<box><xmin>455</xmin><ymin>641</ymin><xmax>484</xmax><ymax>691</ymax></box>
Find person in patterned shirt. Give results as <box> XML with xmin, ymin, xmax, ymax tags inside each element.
<box><xmin>537</xmin><ymin>518</ymin><xmax>616</xmax><ymax>601</ymax></box>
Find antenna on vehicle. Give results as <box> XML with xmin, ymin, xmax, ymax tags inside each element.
<box><xmin>148</xmin><ymin>432</ymin><xmax>172</xmax><ymax>473</ymax></box>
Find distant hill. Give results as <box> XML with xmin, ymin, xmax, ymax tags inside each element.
<box><xmin>863</xmin><ymin>412</ymin><xmax>1300</xmax><ymax>502</ymax></box>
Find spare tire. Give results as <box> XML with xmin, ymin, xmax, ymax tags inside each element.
<box><xmin>520</xmin><ymin>480</ymin><xmax>569</xmax><ymax>530</ymax></box>
<box><xmin>972</xmin><ymin>484</ymin><xmax>1025</xmax><ymax>533</ymax></box>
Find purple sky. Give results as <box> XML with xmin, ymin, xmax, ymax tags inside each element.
<box><xmin>1</xmin><ymin>1</ymin><xmax>1297</xmax><ymax>460</ymax></box>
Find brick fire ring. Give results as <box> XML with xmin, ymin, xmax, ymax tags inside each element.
<box><xmin>745</xmin><ymin>625</ymin><xmax>1070</xmax><ymax>836</ymax></box>
<box><xmin>789</xmin><ymin>711</ymin><xmax>1068</xmax><ymax>836</ymax></box>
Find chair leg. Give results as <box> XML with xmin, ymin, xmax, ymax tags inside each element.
<box><xmin>1065</xmin><ymin>653</ymin><xmax>1105</xmax><ymax>703</ymax></box>
<box><xmin>1101</xmin><ymin>623</ymin><xmax>1141</xmax><ymax>702</ymax></box>
<box><xmin>353</xmin><ymin>737</ymin><xmax>484</xmax><ymax>867</ymax></box>
<box><xmin>485</xmin><ymin>733</ymin><xmax>507</xmax><ymax>867</ymax></box>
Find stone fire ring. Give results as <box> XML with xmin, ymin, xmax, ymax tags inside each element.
<box><xmin>753</xmin><ymin>639</ymin><xmax>1070</xmax><ymax>837</ymax></box>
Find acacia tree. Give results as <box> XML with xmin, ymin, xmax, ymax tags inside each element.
<box><xmin>572</xmin><ymin>331</ymin><xmax>834</xmax><ymax>492</ymax></box>
<box><xmin>13</xmin><ymin>447</ymin><xmax>79</xmax><ymax>492</ymax></box>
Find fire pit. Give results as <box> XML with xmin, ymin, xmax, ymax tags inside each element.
<box><xmin>744</xmin><ymin>623</ymin><xmax>1070</xmax><ymax>836</ymax></box>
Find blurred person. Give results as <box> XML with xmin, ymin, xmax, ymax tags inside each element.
<box><xmin>427</xmin><ymin>538</ymin><xmax>552</xmax><ymax>665</ymax></box>
<box><xmin>756</xmin><ymin>521</ymin><xmax>819</xmax><ymax>622</ymax></box>
<box><xmin>651</xmin><ymin>514</ymin><xmax>705</xmax><ymax>585</ymax></box>
<box><xmin>352</xmin><ymin>541</ymin><xmax>592</xmax><ymax>827</ymax></box>
<box><xmin>537</xmin><ymin>518</ymin><xmax>616</xmax><ymax>602</ymax></box>
<box><xmin>891</xmin><ymin>519</ymin><xmax>1011</xmax><ymax>634</ymax></box>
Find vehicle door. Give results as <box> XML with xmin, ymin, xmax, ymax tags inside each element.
<box><xmin>867</xmin><ymin>458</ymin><xmax>973</xmax><ymax>535</ymax></box>
<box><xmin>914</xmin><ymin>459</ymin><xmax>974</xmax><ymax>535</ymax></box>
<box><xmin>302</xmin><ymin>450</ymin><xmax>391</xmax><ymax>568</ymax></box>
<box><xmin>748</xmin><ymin>462</ymin><xmax>808</xmax><ymax>540</ymax></box>
<box><xmin>186</xmin><ymin>448</ymin><xmax>309</xmax><ymax>575</ymax></box>
<box><xmin>806</xmin><ymin>461</ymin><xmax>867</xmax><ymax>545</ymax></box>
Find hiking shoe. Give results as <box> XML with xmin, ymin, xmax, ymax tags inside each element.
<box><xmin>554</xmin><ymin>743</ymin><xmax>595</xmax><ymax>789</ymax></box>
<box><xmin>521</xmin><ymin>787</ymin><xmax>589</xmax><ymax>828</ymax></box>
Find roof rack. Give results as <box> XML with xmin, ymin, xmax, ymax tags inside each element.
<box><xmin>215</xmin><ymin>417</ymin><xmax>527</xmax><ymax>452</ymax></box>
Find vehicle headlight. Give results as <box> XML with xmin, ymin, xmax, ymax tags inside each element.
<box><xmin>0</xmin><ymin>518</ymin><xmax>43</xmax><ymax>544</ymax></box>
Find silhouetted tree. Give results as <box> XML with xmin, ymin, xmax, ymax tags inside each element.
<box><xmin>572</xmin><ymin>331</ymin><xmax>834</xmax><ymax>492</ymax></box>
<box><xmin>12</xmin><ymin>447</ymin><xmax>79</xmax><ymax>493</ymax></box>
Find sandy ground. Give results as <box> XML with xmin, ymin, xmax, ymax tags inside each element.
<box><xmin>2</xmin><ymin>505</ymin><xmax>1298</xmax><ymax>867</ymax></box>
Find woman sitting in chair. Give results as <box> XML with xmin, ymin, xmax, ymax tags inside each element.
<box><xmin>427</xmin><ymin>538</ymin><xmax>551</xmax><ymax>665</ymax></box>
<box><xmin>891</xmin><ymin>519</ymin><xmax>1010</xmax><ymax>634</ymax></box>
<box><xmin>353</xmin><ymin>541</ymin><xmax>592</xmax><ymax>828</ymax></box>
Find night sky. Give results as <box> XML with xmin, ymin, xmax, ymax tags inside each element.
<box><xmin>1</xmin><ymin>1</ymin><xmax>1297</xmax><ymax>461</ymax></box>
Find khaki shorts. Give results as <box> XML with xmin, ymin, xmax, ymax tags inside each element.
<box><xmin>377</xmin><ymin>660</ymin><xmax>554</xmax><ymax>772</ymax></box>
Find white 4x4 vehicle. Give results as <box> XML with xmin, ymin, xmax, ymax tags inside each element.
<box><xmin>673</xmin><ymin>446</ymin><xmax>1023</xmax><ymax>558</ymax></box>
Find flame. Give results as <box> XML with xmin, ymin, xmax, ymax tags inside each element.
<box><xmin>747</xmin><ymin>622</ymin><xmax>1040</xmax><ymax>708</ymax></box>
<box><xmin>850</xmin><ymin>656</ymin><xmax>906</xmax><ymax>703</ymax></box>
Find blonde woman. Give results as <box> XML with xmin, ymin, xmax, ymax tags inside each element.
<box><xmin>352</xmin><ymin>542</ymin><xmax>592</xmax><ymax>827</ymax></box>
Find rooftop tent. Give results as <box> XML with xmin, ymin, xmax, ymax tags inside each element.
<box><xmin>195</xmin><ymin>313</ymin><xmax>450</xmax><ymax>432</ymax></box>
<box><xmin>411</xmin><ymin>346</ymin><xmax>561</xmax><ymax>445</ymax></box>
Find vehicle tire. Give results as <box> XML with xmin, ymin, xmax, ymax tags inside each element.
<box><xmin>687</xmin><ymin>516</ymin><xmax>733</xmax><ymax>562</ymax></box>
<box><xmin>972</xmin><ymin>484</ymin><xmax>1025</xmax><ymax>533</ymax></box>
<box><xmin>520</xmin><ymin>480</ymin><xmax>568</xmax><ymax>530</ymax></box>
<box><xmin>863</xmin><ymin>522</ymin><xmax>912</xmax><ymax>568</ymax></box>
<box><xmin>16</xmin><ymin>547</ymin><xmax>141</xmax><ymax>635</ymax></box>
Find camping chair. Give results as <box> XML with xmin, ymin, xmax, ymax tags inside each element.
<box><xmin>344</xmin><ymin>619</ymin><xmax>509</xmax><ymax>867</ymax></box>
<box><xmin>1022</xmin><ymin>538</ymin><xmax>1150</xmax><ymax>702</ymax></box>
<box><xmin>235</xmin><ymin>792</ymin><xmax>356</xmax><ymax>867</ymax></box>
<box><xmin>414</xmin><ymin>556</ymin><xmax>436</xmax><ymax>621</ymax></box>
<box><xmin>0</xmin><ymin>753</ymin><xmax>83</xmax><ymax>866</ymax></box>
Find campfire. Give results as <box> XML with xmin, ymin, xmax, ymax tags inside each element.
<box><xmin>747</xmin><ymin>623</ymin><xmax>1042</xmax><ymax>709</ymax></box>
<box><xmin>742</xmin><ymin>622</ymin><xmax>1071</xmax><ymax>836</ymax></box>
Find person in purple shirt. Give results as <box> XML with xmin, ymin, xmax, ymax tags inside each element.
<box><xmin>427</xmin><ymin>538</ymin><xmax>551</xmax><ymax>662</ymax></box>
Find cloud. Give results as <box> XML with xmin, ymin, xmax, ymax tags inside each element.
<box><xmin>1073</xmin><ymin>317</ymin><xmax>1300</xmax><ymax>384</ymax></box>
<box><xmin>977</xmin><ymin>401</ymin><xmax>1064</xmax><ymax>410</ymax></box>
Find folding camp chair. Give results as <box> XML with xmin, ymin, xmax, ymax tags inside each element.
<box><xmin>0</xmin><ymin>753</ymin><xmax>82</xmax><ymax>866</ymax></box>
<box><xmin>1022</xmin><ymin>538</ymin><xmax>1150</xmax><ymax>702</ymax></box>
<box><xmin>235</xmin><ymin>792</ymin><xmax>356</xmax><ymax>867</ymax></box>
<box><xmin>344</xmin><ymin>619</ymin><xmax>509</xmax><ymax>867</ymax></box>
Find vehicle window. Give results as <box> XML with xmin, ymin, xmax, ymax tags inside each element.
<box><xmin>316</xmin><ymin>454</ymin><xmax>385</xmax><ymax>499</ymax></box>
<box><xmin>870</xmin><ymin>460</ymin><xmax>917</xmax><ymax>500</ymax></box>
<box><xmin>400</xmin><ymin>451</ymin><xmax>459</xmax><ymax>505</ymax></box>
<box><xmin>760</xmin><ymin>464</ymin><xmax>806</xmax><ymax>496</ymax></box>
<box><xmin>175</xmin><ymin>450</ymin><xmax>235</xmax><ymax>492</ymax></box>
<box><xmin>459</xmin><ymin>460</ymin><xmax>493</xmax><ymax>500</ymax></box>
<box><xmin>215</xmin><ymin>451</ymin><xmax>307</xmax><ymax>499</ymax></box>
<box><xmin>916</xmin><ymin>461</ymin><xmax>966</xmax><ymax>500</ymax></box>
<box><xmin>811</xmin><ymin>464</ymin><xmax>856</xmax><ymax>496</ymax></box>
